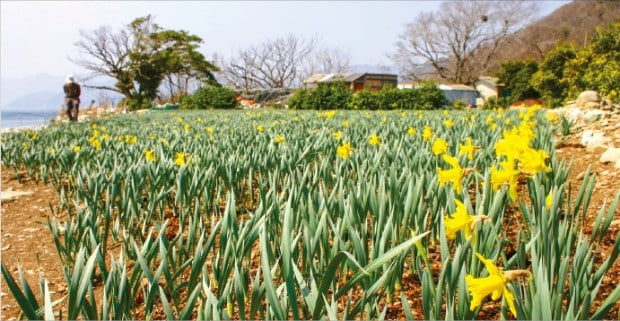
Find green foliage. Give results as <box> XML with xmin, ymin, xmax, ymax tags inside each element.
<box><xmin>483</xmin><ymin>96</ymin><xmax>511</xmax><ymax>110</ymax></box>
<box><xmin>181</xmin><ymin>86</ymin><xmax>238</xmax><ymax>109</ymax></box>
<box><xmin>452</xmin><ymin>99</ymin><xmax>467</xmax><ymax>110</ymax></box>
<box><xmin>78</xmin><ymin>15</ymin><xmax>219</xmax><ymax>110</ymax></box>
<box><xmin>416</xmin><ymin>81</ymin><xmax>449</xmax><ymax>110</ymax></box>
<box><xmin>531</xmin><ymin>44</ymin><xmax>576</xmax><ymax>107</ymax></box>
<box><xmin>349</xmin><ymin>89</ymin><xmax>379</xmax><ymax>110</ymax></box>
<box><xmin>564</xmin><ymin>22</ymin><xmax>620</xmax><ymax>102</ymax></box>
<box><xmin>1</xmin><ymin>109</ymin><xmax>618</xmax><ymax>320</ymax></box>
<box><xmin>290</xmin><ymin>82</ymin><xmax>447</xmax><ymax>110</ymax></box>
<box><xmin>496</xmin><ymin>60</ymin><xmax>540</xmax><ymax>104</ymax></box>
<box><xmin>289</xmin><ymin>82</ymin><xmax>352</xmax><ymax>110</ymax></box>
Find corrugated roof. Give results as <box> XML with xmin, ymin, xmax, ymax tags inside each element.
<box><xmin>303</xmin><ymin>73</ymin><xmax>329</xmax><ymax>83</ymax></box>
<box><xmin>439</xmin><ymin>84</ymin><xmax>477</xmax><ymax>91</ymax></box>
<box><xmin>342</xmin><ymin>73</ymin><xmax>365</xmax><ymax>82</ymax></box>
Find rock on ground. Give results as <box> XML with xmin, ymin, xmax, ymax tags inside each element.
<box><xmin>576</xmin><ymin>90</ymin><xmax>601</xmax><ymax>108</ymax></box>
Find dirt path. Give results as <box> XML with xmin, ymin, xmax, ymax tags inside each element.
<box><xmin>0</xmin><ymin>168</ymin><xmax>66</xmax><ymax>321</ymax></box>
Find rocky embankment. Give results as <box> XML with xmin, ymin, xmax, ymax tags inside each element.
<box><xmin>549</xmin><ymin>90</ymin><xmax>620</xmax><ymax>169</ymax></box>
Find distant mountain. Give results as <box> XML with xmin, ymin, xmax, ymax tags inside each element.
<box><xmin>1</xmin><ymin>74</ymin><xmax>123</xmax><ymax>112</ymax></box>
<box><xmin>1</xmin><ymin>73</ymin><xmax>63</xmax><ymax>106</ymax></box>
<box><xmin>488</xmin><ymin>0</ymin><xmax>620</xmax><ymax>71</ymax></box>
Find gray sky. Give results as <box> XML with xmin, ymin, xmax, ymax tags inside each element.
<box><xmin>1</xmin><ymin>1</ymin><xmax>568</xmax><ymax>79</ymax></box>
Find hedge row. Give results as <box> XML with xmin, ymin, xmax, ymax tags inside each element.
<box><xmin>288</xmin><ymin>81</ymin><xmax>448</xmax><ymax>110</ymax></box>
<box><xmin>180</xmin><ymin>86</ymin><xmax>238</xmax><ymax>109</ymax></box>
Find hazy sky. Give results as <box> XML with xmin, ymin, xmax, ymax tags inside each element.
<box><xmin>1</xmin><ymin>1</ymin><xmax>568</xmax><ymax>79</ymax></box>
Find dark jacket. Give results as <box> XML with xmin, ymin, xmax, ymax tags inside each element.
<box><xmin>63</xmin><ymin>82</ymin><xmax>81</xmax><ymax>100</ymax></box>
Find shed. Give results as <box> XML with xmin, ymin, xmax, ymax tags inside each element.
<box><xmin>438</xmin><ymin>84</ymin><xmax>478</xmax><ymax>106</ymax></box>
<box><xmin>303</xmin><ymin>73</ymin><xmax>398</xmax><ymax>92</ymax></box>
<box><xmin>474</xmin><ymin>76</ymin><xmax>505</xmax><ymax>106</ymax></box>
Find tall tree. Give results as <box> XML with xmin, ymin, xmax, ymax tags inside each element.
<box><xmin>72</xmin><ymin>15</ymin><xmax>219</xmax><ymax>106</ymax></box>
<box><xmin>392</xmin><ymin>1</ymin><xmax>537</xmax><ymax>84</ymax></box>
<box><xmin>220</xmin><ymin>35</ymin><xmax>316</xmax><ymax>91</ymax></box>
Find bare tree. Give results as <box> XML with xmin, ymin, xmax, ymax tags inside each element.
<box><xmin>71</xmin><ymin>25</ymin><xmax>134</xmax><ymax>96</ymax></box>
<box><xmin>303</xmin><ymin>47</ymin><xmax>352</xmax><ymax>77</ymax></box>
<box><xmin>220</xmin><ymin>34</ymin><xmax>316</xmax><ymax>90</ymax></box>
<box><xmin>392</xmin><ymin>1</ymin><xmax>538</xmax><ymax>84</ymax></box>
<box><xmin>72</xmin><ymin>15</ymin><xmax>218</xmax><ymax>104</ymax></box>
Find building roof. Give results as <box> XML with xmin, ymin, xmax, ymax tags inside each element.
<box><xmin>304</xmin><ymin>73</ymin><xmax>396</xmax><ymax>84</ymax></box>
<box><xmin>439</xmin><ymin>84</ymin><xmax>477</xmax><ymax>91</ymax></box>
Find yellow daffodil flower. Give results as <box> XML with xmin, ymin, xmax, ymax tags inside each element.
<box><xmin>174</xmin><ymin>152</ymin><xmax>189</xmax><ymax>167</ymax></box>
<box><xmin>546</xmin><ymin>112</ymin><xmax>559</xmax><ymax>124</ymax></box>
<box><xmin>437</xmin><ymin>155</ymin><xmax>464</xmax><ymax>195</ymax></box>
<box><xmin>422</xmin><ymin>126</ymin><xmax>433</xmax><ymax>141</ymax></box>
<box><xmin>518</xmin><ymin>148</ymin><xmax>551</xmax><ymax>175</ymax></box>
<box><xmin>342</xmin><ymin>121</ymin><xmax>350</xmax><ymax>127</ymax></box>
<box><xmin>444</xmin><ymin>199</ymin><xmax>489</xmax><ymax>240</ymax></box>
<box><xmin>490</xmin><ymin>160</ymin><xmax>519</xmax><ymax>200</ymax></box>
<box><xmin>73</xmin><ymin>146</ymin><xmax>81</xmax><ymax>153</ymax></box>
<box><xmin>407</xmin><ymin>127</ymin><xmax>416</xmax><ymax>135</ymax></box>
<box><xmin>444</xmin><ymin>119</ymin><xmax>454</xmax><ymax>128</ymax></box>
<box><xmin>88</xmin><ymin>136</ymin><xmax>101</xmax><ymax>150</ymax></box>
<box><xmin>205</xmin><ymin>126</ymin><xmax>215</xmax><ymax>133</ymax></box>
<box><xmin>183</xmin><ymin>124</ymin><xmax>191</xmax><ymax>131</ymax></box>
<box><xmin>459</xmin><ymin>138</ymin><xmax>477</xmax><ymax>160</ymax></box>
<box><xmin>257</xmin><ymin>125</ymin><xmax>265</xmax><ymax>132</ymax></box>
<box><xmin>144</xmin><ymin>149</ymin><xmax>157</xmax><ymax>162</ymax></box>
<box><xmin>333</xmin><ymin>131</ymin><xmax>343</xmax><ymax>140</ymax></box>
<box><xmin>432</xmin><ymin>138</ymin><xmax>449</xmax><ymax>155</ymax></box>
<box><xmin>274</xmin><ymin>135</ymin><xmax>285</xmax><ymax>144</ymax></box>
<box><xmin>369</xmin><ymin>134</ymin><xmax>381</xmax><ymax>146</ymax></box>
<box><xmin>466</xmin><ymin>253</ymin><xmax>529</xmax><ymax>317</ymax></box>
<box><xmin>546</xmin><ymin>192</ymin><xmax>553</xmax><ymax>211</ymax></box>
<box><xmin>337</xmin><ymin>142</ymin><xmax>353</xmax><ymax>159</ymax></box>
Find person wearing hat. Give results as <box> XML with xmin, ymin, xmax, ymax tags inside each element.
<box><xmin>63</xmin><ymin>75</ymin><xmax>81</xmax><ymax>122</ymax></box>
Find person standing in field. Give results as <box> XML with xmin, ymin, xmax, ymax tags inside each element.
<box><xmin>63</xmin><ymin>75</ymin><xmax>81</xmax><ymax>122</ymax></box>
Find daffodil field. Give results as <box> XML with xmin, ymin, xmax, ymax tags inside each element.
<box><xmin>1</xmin><ymin>107</ymin><xmax>619</xmax><ymax>320</ymax></box>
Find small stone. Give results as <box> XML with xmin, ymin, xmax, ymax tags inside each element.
<box><xmin>577</xmin><ymin>171</ymin><xmax>587</xmax><ymax>180</ymax></box>
<box><xmin>581</xmin><ymin>130</ymin><xmax>611</xmax><ymax>151</ymax></box>
<box><xmin>600</xmin><ymin>147</ymin><xmax>620</xmax><ymax>164</ymax></box>
<box><xmin>1</xmin><ymin>245</ymin><xmax>10</xmax><ymax>251</ymax></box>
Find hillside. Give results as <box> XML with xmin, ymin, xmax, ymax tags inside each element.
<box><xmin>488</xmin><ymin>0</ymin><xmax>620</xmax><ymax>72</ymax></box>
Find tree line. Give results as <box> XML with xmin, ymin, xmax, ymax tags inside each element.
<box><xmin>73</xmin><ymin>2</ymin><xmax>616</xmax><ymax>110</ymax></box>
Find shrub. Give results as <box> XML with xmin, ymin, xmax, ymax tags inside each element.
<box><xmin>531</xmin><ymin>44</ymin><xmax>576</xmax><ymax>107</ymax></box>
<box><xmin>290</xmin><ymin>82</ymin><xmax>447</xmax><ymax>110</ymax></box>
<box><xmin>375</xmin><ymin>86</ymin><xmax>403</xmax><ymax>110</ymax></box>
<box><xmin>288</xmin><ymin>88</ymin><xmax>311</xmax><ymax>110</ymax></box>
<box><xmin>416</xmin><ymin>81</ymin><xmax>449</xmax><ymax>109</ymax></box>
<box><xmin>452</xmin><ymin>99</ymin><xmax>467</xmax><ymax>110</ymax></box>
<box><xmin>181</xmin><ymin>86</ymin><xmax>238</xmax><ymax>109</ymax></box>
<box><xmin>289</xmin><ymin>82</ymin><xmax>351</xmax><ymax>110</ymax></box>
<box><xmin>349</xmin><ymin>89</ymin><xmax>380</xmax><ymax>110</ymax></box>
<box><xmin>564</xmin><ymin>22</ymin><xmax>620</xmax><ymax>102</ymax></box>
<box><xmin>496</xmin><ymin>60</ymin><xmax>540</xmax><ymax>104</ymax></box>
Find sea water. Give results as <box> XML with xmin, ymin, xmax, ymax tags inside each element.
<box><xmin>0</xmin><ymin>110</ymin><xmax>59</xmax><ymax>129</ymax></box>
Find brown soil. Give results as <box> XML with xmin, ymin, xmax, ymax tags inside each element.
<box><xmin>1</xmin><ymin>118</ymin><xmax>619</xmax><ymax>320</ymax></box>
<box><xmin>0</xmin><ymin>168</ymin><xmax>66</xmax><ymax>320</ymax></box>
